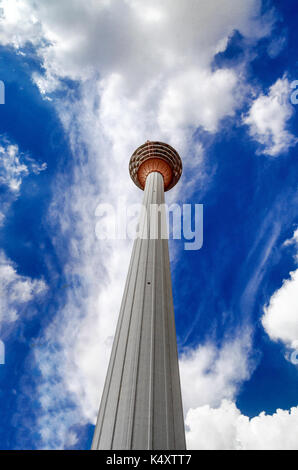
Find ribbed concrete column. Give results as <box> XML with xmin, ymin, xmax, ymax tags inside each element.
<box><xmin>92</xmin><ymin>171</ymin><xmax>186</xmax><ymax>450</ymax></box>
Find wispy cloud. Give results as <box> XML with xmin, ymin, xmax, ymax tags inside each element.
<box><xmin>0</xmin><ymin>136</ymin><xmax>47</xmax><ymax>223</ymax></box>
<box><xmin>0</xmin><ymin>250</ymin><xmax>47</xmax><ymax>335</ymax></box>
<box><xmin>0</xmin><ymin>142</ymin><xmax>28</xmax><ymax>192</ymax></box>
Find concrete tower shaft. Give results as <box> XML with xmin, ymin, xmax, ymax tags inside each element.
<box><xmin>92</xmin><ymin>142</ymin><xmax>185</xmax><ymax>450</ymax></box>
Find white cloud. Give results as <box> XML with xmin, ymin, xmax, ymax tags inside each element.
<box><xmin>262</xmin><ymin>227</ymin><xmax>298</xmax><ymax>364</ymax></box>
<box><xmin>1</xmin><ymin>0</ymin><xmax>272</xmax><ymax>135</ymax></box>
<box><xmin>158</xmin><ymin>67</ymin><xmax>240</xmax><ymax>134</ymax></box>
<box><xmin>0</xmin><ymin>140</ymin><xmax>47</xmax><ymax>327</ymax></box>
<box><xmin>0</xmin><ymin>137</ymin><xmax>47</xmax><ymax>224</ymax></box>
<box><xmin>179</xmin><ymin>332</ymin><xmax>254</xmax><ymax>413</ymax></box>
<box><xmin>0</xmin><ymin>0</ymin><xmax>42</xmax><ymax>49</ymax></box>
<box><xmin>180</xmin><ymin>332</ymin><xmax>298</xmax><ymax>450</ymax></box>
<box><xmin>284</xmin><ymin>227</ymin><xmax>298</xmax><ymax>263</ymax></box>
<box><xmin>243</xmin><ymin>77</ymin><xmax>297</xmax><ymax>156</ymax></box>
<box><xmin>0</xmin><ymin>0</ymin><xmax>277</xmax><ymax>448</ymax></box>
<box><xmin>284</xmin><ymin>228</ymin><xmax>298</xmax><ymax>245</ymax></box>
<box><xmin>186</xmin><ymin>400</ymin><xmax>298</xmax><ymax>450</ymax></box>
<box><xmin>262</xmin><ymin>269</ymin><xmax>298</xmax><ymax>349</ymax></box>
<box><xmin>0</xmin><ymin>137</ymin><xmax>47</xmax><ymax>194</ymax></box>
<box><xmin>0</xmin><ymin>1</ymin><xmax>269</xmax><ymax>83</ymax></box>
<box><xmin>0</xmin><ymin>138</ymin><xmax>47</xmax><ymax>332</ymax></box>
<box><xmin>0</xmin><ymin>250</ymin><xmax>47</xmax><ymax>327</ymax></box>
<box><xmin>0</xmin><ymin>142</ymin><xmax>28</xmax><ymax>192</ymax></box>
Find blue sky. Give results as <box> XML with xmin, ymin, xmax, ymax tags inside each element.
<box><xmin>0</xmin><ymin>0</ymin><xmax>297</xmax><ymax>450</ymax></box>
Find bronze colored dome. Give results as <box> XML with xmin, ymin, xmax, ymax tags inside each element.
<box><xmin>129</xmin><ymin>141</ymin><xmax>182</xmax><ymax>191</ymax></box>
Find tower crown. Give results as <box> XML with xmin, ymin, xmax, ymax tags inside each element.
<box><xmin>129</xmin><ymin>141</ymin><xmax>182</xmax><ymax>191</ymax></box>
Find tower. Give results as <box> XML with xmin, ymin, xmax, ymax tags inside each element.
<box><xmin>92</xmin><ymin>141</ymin><xmax>186</xmax><ymax>450</ymax></box>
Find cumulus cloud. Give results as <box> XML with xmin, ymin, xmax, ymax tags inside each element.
<box><xmin>0</xmin><ymin>1</ymin><xmax>270</xmax><ymax>81</ymax></box>
<box><xmin>180</xmin><ymin>326</ymin><xmax>298</xmax><ymax>450</ymax></box>
<box><xmin>1</xmin><ymin>0</ymin><xmax>272</xmax><ymax>136</ymax></box>
<box><xmin>0</xmin><ymin>0</ymin><xmax>42</xmax><ymax>49</ymax></box>
<box><xmin>262</xmin><ymin>227</ymin><xmax>298</xmax><ymax>367</ymax></box>
<box><xmin>0</xmin><ymin>0</ymin><xmax>278</xmax><ymax>448</ymax></box>
<box><xmin>243</xmin><ymin>77</ymin><xmax>297</xmax><ymax>156</ymax></box>
<box><xmin>179</xmin><ymin>332</ymin><xmax>254</xmax><ymax>413</ymax></box>
<box><xmin>262</xmin><ymin>270</ymin><xmax>298</xmax><ymax>349</ymax></box>
<box><xmin>158</xmin><ymin>67</ymin><xmax>240</xmax><ymax>134</ymax></box>
<box><xmin>0</xmin><ymin>250</ymin><xmax>47</xmax><ymax>329</ymax></box>
<box><xmin>180</xmin><ymin>335</ymin><xmax>298</xmax><ymax>450</ymax></box>
<box><xmin>186</xmin><ymin>400</ymin><xmax>298</xmax><ymax>450</ymax></box>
